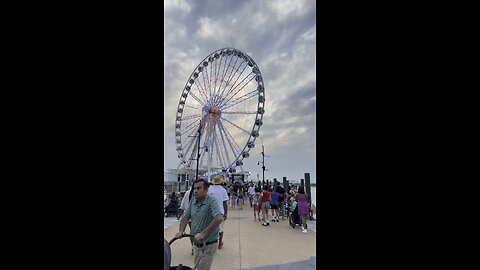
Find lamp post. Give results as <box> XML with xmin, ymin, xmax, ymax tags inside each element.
<box><xmin>257</xmin><ymin>144</ymin><xmax>270</xmax><ymax>187</ymax></box>
<box><xmin>190</xmin><ymin>119</ymin><xmax>206</xmax><ymax>181</ymax></box>
<box><xmin>195</xmin><ymin>120</ymin><xmax>201</xmax><ymax>181</ymax></box>
<box><xmin>186</xmin><ymin>119</ymin><xmax>206</xmax><ymax>203</ymax></box>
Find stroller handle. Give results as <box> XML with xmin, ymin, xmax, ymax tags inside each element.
<box><xmin>168</xmin><ymin>233</ymin><xmax>195</xmax><ymax>245</ymax></box>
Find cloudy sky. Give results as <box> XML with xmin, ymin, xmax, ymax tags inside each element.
<box><xmin>164</xmin><ymin>0</ymin><xmax>316</xmax><ymax>183</ymax></box>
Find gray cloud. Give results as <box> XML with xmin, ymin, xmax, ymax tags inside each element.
<box><xmin>164</xmin><ymin>0</ymin><xmax>316</xmax><ymax>182</ymax></box>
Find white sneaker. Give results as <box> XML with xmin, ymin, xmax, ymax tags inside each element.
<box><xmin>302</xmin><ymin>229</ymin><xmax>308</xmax><ymax>233</ymax></box>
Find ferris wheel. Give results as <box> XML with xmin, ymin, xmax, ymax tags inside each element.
<box><xmin>175</xmin><ymin>48</ymin><xmax>265</xmax><ymax>179</ymax></box>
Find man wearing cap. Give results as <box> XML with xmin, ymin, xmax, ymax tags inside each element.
<box><xmin>207</xmin><ymin>175</ymin><xmax>228</xmax><ymax>249</ymax></box>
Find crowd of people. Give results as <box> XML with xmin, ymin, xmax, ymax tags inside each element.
<box><xmin>168</xmin><ymin>177</ymin><xmax>314</xmax><ymax>270</ymax></box>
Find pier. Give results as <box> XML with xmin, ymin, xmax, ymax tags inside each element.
<box><xmin>164</xmin><ymin>205</ymin><xmax>316</xmax><ymax>270</ymax></box>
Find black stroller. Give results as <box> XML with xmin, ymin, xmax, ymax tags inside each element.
<box><xmin>288</xmin><ymin>201</ymin><xmax>307</xmax><ymax>229</ymax></box>
<box><xmin>164</xmin><ymin>234</ymin><xmax>209</xmax><ymax>270</ymax></box>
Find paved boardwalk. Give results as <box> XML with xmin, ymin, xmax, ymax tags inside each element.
<box><xmin>164</xmin><ymin>206</ymin><xmax>316</xmax><ymax>270</ymax></box>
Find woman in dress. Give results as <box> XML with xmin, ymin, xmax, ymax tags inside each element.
<box><xmin>296</xmin><ymin>186</ymin><xmax>310</xmax><ymax>233</ymax></box>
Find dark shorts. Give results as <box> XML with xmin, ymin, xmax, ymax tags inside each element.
<box><xmin>270</xmin><ymin>204</ymin><xmax>278</xmax><ymax>209</ymax></box>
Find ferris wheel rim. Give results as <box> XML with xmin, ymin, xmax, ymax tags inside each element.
<box><xmin>174</xmin><ymin>48</ymin><xmax>265</xmax><ymax>175</ymax></box>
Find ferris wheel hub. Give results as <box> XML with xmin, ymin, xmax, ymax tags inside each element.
<box><xmin>203</xmin><ymin>105</ymin><xmax>221</xmax><ymax>119</ymax></box>
<box><xmin>208</xmin><ymin>106</ymin><xmax>219</xmax><ymax>115</ymax></box>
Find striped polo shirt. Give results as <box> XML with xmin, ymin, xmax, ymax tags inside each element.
<box><xmin>184</xmin><ymin>194</ymin><xmax>222</xmax><ymax>243</ymax></box>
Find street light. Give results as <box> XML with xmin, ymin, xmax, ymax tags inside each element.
<box><xmin>257</xmin><ymin>144</ymin><xmax>270</xmax><ymax>187</ymax></box>
<box><xmin>188</xmin><ymin>119</ymin><xmax>207</xmax><ymax>181</ymax></box>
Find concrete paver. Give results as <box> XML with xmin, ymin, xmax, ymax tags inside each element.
<box><xmin>164</xmin><ymin>205</ymin><xmax>316</xmax><ymax>270</ymax></box>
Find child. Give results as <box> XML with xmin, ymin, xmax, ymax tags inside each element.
<box><xmin>231</xmin><ymin>191</ymin><xmax>237</xmax><ymax>209</ymax></box>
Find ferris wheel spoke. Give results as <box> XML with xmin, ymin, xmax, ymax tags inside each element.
<box><xmin>209</xmin><ymin>60</ymin><xmax>218</xmax><ymax>106</ymax></box>
<box><xmin>199</xmin><ymin>145</ymin><xmax>209</xmax><ymax>168</ymax></box>
<box><xmin>204</xmin><ymin>121</ymin><xmax>217</xmax><ymax>174</ymax></box>
<box><xmin>220</xmin><ymin>58</ymin><xmax>248</xmax><ymax>105</ymax></box>
<box><xmin>216</xmin><ymin>120</ymin><xmax>233</xmax><ymax>168</ymax></box>
<box><xmin>188</xmin><ymin>92</ymin><xmax>206</xmax><ymax>107</ymax></box>
<box><xmin>180</xmin><ymin>122</ymin><xmax>202</xmax><ymax>156</ymax></box>
<box><xmin>199</xmin><ymin>65</ymin><xmax>212</xmax><ymax>106</ymax></box>
<box><xmin>220</xmin><ymin>90</ymin><xmax>258</xmax><ymax>110</ymax></box>
<box><xmin>218</xmin><ymin>79</ymin><xmax>251</xmax><ymax>108</ymax></box>
<box><xmin>208</xmin><ymin>59</ymin><xmax>215</xmax><ymax>101</ymax></box>
<box><xmin>182</xmin><ymin>114</ymin><xmax>201</xmax><ymax>121</ymax></box>
<box><xmin>213</xmin><ymin>130</ymin><xmax>227</xmax><ymax>169</ymax></box>
<box><xmin>219</xmin><ymin>72</ymin><xmax>255</xmax><ymax>108</ymax></box>
<box><xmin>215</xmin><ymin>127</ymin><xmax>229</xmax><ymax>168</ymax></box>
<box><xmin>181</xmin><ymin>120</ymin><xmax>200</xmax><ymax>136</ymax></box>
<box><xmin>183</xmin><ymin>126</ymin><xmax>198</xmax><ymax>146</ymax></box>
<box><xmin>216</xmin><ymin>60</ymin><xmax>249</xmax><ymax>107</ymax></box>
<box><xmin>182</xmin><ymin>119</ymin><xmax>200</xmax><ymax>131</ymax></box>
<box><xmin>199</xmin><ymin>61</ymin><xmax>213</xmax><ymax>104</ymax></box>
<box><xmin>212</xmin><ymin>56</ymin><xmax>223</xmax><ymax>104</ymax></box>
<box><xmin>215</xmin><ymin>55</ymin><xmax>242</xmax><ymax>106</ymax></box>
<box><xmin>222</xmin><ymin>55</ymin><xmax>241</xmax><ymax>91</ymax></box>
<box><xmin>212</xmin><ymin>54</ymin><xmax>231</xmax><ymax>105</ymax></box>
<box><xmin>183</xmin><ymin>135</ymin><xmax>198</xmax><ymax>165</ymax></box>
<box><xmin>183</xmin><ymin>104</ymin><xmax>201</xmax><ymax>110</ymax></box>
<box><xmin>192</xmin><ymin>78</ymin><xmax>210</xmax><ymax>105</ymax></box>
<box><xmin>218</xmin><ymin>120</ymin><xmax>242</xmax><ymax>157</ymax></box>
<box><xmin>213</xmin><ymin>54</ymin><xmax>235</xmax><ymax>105</ymax></box>
<box><xmin>220</xmin><ymin>116</ymin><xmax>252</xmax><ymax>136</ymax></box>
<box><xmin>196</xmin><ymin>123</ymin><xmax>209</xmax><ymax>169</ymax></box>
<box><xmin>208</xmin><ymin>127</ymin><xmax>219</xmax><ymax>168</ymax></box>
<box><xmin>181</xmin><ymin>122</ymin><xmax>198</xmax><ymax>140</ymax></box>
<box><xmin>210</xmin><ymin>61</ymin><xmax>222</xmax><ymax>105</ymax></box>
<box><xmin>222</xmin><ymin>111</ymin><xmax>258</xmax><ymax>115</ymax></box>
<box><xmin>228</xmin><ymin>70</ymin><xmax>254</xmax><ymax>95</ymax></box>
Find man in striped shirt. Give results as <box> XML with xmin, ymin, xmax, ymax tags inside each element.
<box><xmin>175</xmin><ymin>179</ymin><xmax>224</xmax><ymax>270</ymax></box>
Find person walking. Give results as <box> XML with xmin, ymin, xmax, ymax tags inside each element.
<box><xmin>247</xmin><ymin>184</ymin><xmax>255</xmax><ymax>207</ymax></box>
<box><xmin>270</xmin><ymin>189</ymin><xmax>279</xmax><ymax>222</ymax></box>
<box><xmin>275</xmin><ymin>183</ymin><xmax>287</xmax><ymax>220</ymax></box>
<box><xmin>227</xmin><ymin>185</ymin><xmax>232</xmax><ymax>207</ymax></box>
<box><xmin>251</xmin><ymin>186</ymin><xmax>261</xmax><ymax>221</ymax></box>
<box><xmin>230</xmin><ymin>191</ymin><xmax>237</xmax><ymax>209</ymax></box>
<box><xmin>237</xmin><ymin>184</ymin><xmax>244</xmax><ymax>210</ymax></box>
<box><xmin>179</xmin><ymin>186</ymin><xmax>195</xmax><ymax>255</ymax></box>
<box><xmin>208</xmin><ymin>176</ymin><xmax>228</xmax><ymax>249</ymax></box>
<box><xmin>258</xmin><ymin>185</ymin><xmax>271</xmax><ymax>226</ymax></box>
<box><xmin>296</xmin><ymin>186</ymin><xmax>310</xmax><ymax>233</ymax></box>
<box><xmin>255</xmin><ymin>187</ymin><xmax>262</xmax><ymax>221</ymax></box>
<box><xmin>175</xmin><ymin>179</ymin><xmax>224</xmax><ymax>270</ymax></box>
